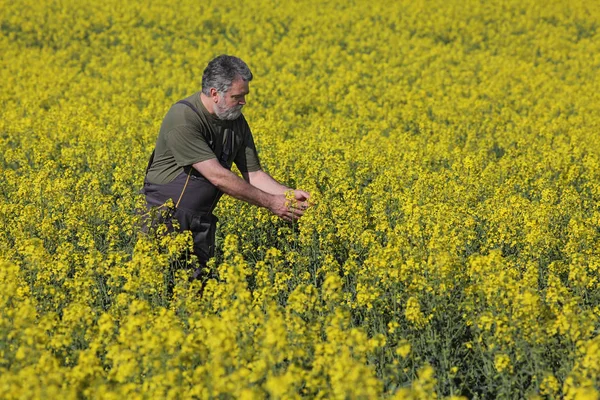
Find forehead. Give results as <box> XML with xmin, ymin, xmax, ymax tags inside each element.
<box><xmin>227</xmin><ymin>78</ymin><xmax>249</xmax><ymax>95</ymax></box>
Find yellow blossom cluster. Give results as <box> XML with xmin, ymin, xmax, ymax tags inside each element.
<box><xmin>1</xmin><ymin>0</ymin><xmax>600</xmax><ymax>398</ymax></box>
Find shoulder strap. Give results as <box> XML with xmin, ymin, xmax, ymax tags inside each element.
<box><xmin>177</xmin><ymin>100</ymin><xmax>201</xmax><ymax>118</ymax></box>
<box><xmin>145</xmin><ymin>100</ymin><xmax>201</xmax><ymax>176</ymax></box>
<box><xmin>176</xmin><ymin>99</ymin><xmax>223</xmax><ymax>214</ymax></box>
<box><xmin>145</xmin><ymin>149</ymin><xmax>155</xmax><ymax>176</ymax></box>
<box><xmin>177</xmin><ymin>99</ymin><xmax>222</xmax><ymax>153</ymax></box>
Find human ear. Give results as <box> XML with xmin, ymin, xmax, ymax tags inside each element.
<box><xmin>210</xmin><ymin>88</ymin><xmax>219</xmax><ymax>102</ymax></box>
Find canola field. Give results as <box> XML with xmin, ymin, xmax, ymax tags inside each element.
<box><xmin>2</xmin><ymin>0</ymin><xmax>600</xmax><ymax>398</ymax></box>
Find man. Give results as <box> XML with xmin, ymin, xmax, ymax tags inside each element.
<box><xmin>141</xmin><ymin>55</ymin><xmax>310</xmax><ymax>279</ymax></box>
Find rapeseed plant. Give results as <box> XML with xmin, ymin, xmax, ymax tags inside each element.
<box><xmin>1</xmin><ymin>0</ymin><xmax>600</xmax><ymax>397</ymax></box>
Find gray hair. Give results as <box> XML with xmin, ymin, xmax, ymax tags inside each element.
<box><xmin>201</xmin><ymin>55</ymin><xmax>253</xmax><ymax>96</ymax></box>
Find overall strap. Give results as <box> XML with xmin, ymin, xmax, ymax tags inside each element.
<box><xmin>145</xmin><ymin>149</ymin><xmax>155</xmax><ymax>175</ymax></box>
<box><xmin>145</xmin><ymin>100</ymin><xmax>201</xmax><ymax>176</ymax></box>
<box><xmin>143</xmin><ymin>99</ymin><xmax>217</xmax><ymax>214</ymax></box>
<box><xmin>176</xmin><ymin>99</ymin><xmax>223</xmax><ymax>214</ymax></box>
<box><xmin>176</xmin><ymin>99</ymin><xmax>222</xmax><ymax>153</ymax></box>
<box><xmin>177</xmin><ymin>100</ymin><xmax>201</xmax><ymax>118</ymax></box>
<box><xmin>178</xmin><ymin>100</ymin><xmax>232</xmax><ymax>162</ymax></box>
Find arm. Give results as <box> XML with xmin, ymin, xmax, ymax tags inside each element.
<box><xmin>242</xmin><ymin>169</ymin><xmax>290</xmax><ymax>195</ymax></box>
<box><xmin>243</xmin><ymin>168</ymin><xmax>312</xmax><ymax>205</ymax></box>
<box><xmin>192</xmin><ymin>159</ymin><xmax>305</xmax><ymax>221</ymax></box>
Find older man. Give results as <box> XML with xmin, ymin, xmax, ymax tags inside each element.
<box><xmin>142</xmin><ymin>55</ymin><xmax>310</xmax><ymax>278</ymax></box>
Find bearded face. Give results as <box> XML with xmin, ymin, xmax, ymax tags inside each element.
<box><xmin>214</xmin><ymin>95</ymin><xmax>243</xmax><ymax>120</ymax></box>
<box><xmin>213</xmin><ymin>78</ymin><xmax>249</xmax><ymax>121</ymax></box>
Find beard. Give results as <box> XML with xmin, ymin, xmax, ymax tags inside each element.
<box><xmin>214</xmin><ymin>99</ymin><xmax>243</xmax><ymax>121</ymax></box>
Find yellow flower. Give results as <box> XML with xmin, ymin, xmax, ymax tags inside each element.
<box><xmin>396</xmin><ymin>341</ymin><xmax>411</xmax><ymax>359</ymax></box>
<box><xmin>494</xmin><ymin>353</ymin><xmax>512</xmax><ymax>373</ymax></box>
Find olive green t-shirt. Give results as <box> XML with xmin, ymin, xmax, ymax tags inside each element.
<box><xmin>145</xmin><ymin>92</ymin><xmax>261</xmax><ymax>185</ymax></box>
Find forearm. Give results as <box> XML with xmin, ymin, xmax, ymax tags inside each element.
<box><xmin>213</xmin><ymin>169</ymin><xmax>274</xmax><ymax>208</ymax></box>
<box><xmin>192</xmin><ymin>159</ymin><xmax>304</xmax><ymax>221</ymax></box>
<box><xmin>244</xmin><ymin>169</ymin><xmax>290</xmax><ymax>195</ymax></box>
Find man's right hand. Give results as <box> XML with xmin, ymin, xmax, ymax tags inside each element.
<box><xmin>268</xmin><ymin>194</ymin><xmax>306</xmax><ymax>222</ymax></box>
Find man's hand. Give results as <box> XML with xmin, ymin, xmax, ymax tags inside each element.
<box><xmin>293</xmin><ymin>190</ymin><xmax>311</xmax><ymax>204</ymax></box>
<box><xmin>273</xmin><ymin>189</ymin><xmax>311</xmax><ymax>222</ymax></box>
<box><xmin>243</xmin><ymin>169</ymin><xmax>312</xmax><ymax>222</ymax></box>
<box><xmin>268</xmin><ymin>194</ymin><xmax>306</xmax><ymax>222</ymax></box>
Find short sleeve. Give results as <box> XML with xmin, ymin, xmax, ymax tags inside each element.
<box><xmin>165</xmin><ymin>125</ymin><xmax>217</xmax><ymax>166</ymax></box>
<box><xmin>234</xmin><ymin>129</ymin><xmax>262</xmax><ymax>172</ymax></box>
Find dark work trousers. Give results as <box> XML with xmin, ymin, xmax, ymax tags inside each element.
<box><xmin>141</xmin><ymin>171</ymin><xmax>221</xmax><ymax>284</ymax></box>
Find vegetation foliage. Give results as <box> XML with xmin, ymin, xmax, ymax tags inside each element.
<box><xmin>1</xmin><ymin>0</ymin><xmax>599</xmax><ymax>398</ymax></box>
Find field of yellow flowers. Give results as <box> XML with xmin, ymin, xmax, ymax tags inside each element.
<box><xmin>2</xmin><ymin>0</ymin><xmax>600</xmax><ymax>398</ymax></box>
